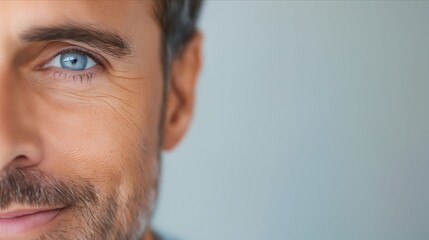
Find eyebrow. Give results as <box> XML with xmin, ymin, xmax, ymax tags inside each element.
<box><xmin>20</xmin><ymin>24</ymin><xmax>132</xmax><ymax>58</ymax></box>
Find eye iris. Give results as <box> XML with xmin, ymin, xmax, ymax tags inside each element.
<box><xmin>60</xmin><ymin>53</ymin><xmax>88</xmax><ymax>70</ymax></box>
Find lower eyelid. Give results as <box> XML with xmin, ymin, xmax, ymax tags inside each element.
<box><xmin>50</xmin><ymin>70</ymin><xmax>96</xmax><ymax>84</ymax></box>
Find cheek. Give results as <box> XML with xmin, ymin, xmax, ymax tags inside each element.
<box><xmin>32</xmin><ymin>77</ymin><xmax>161</xmax><ymax>201</ymax></box>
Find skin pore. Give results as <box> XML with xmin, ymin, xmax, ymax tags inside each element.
<box><xmin>0</xmin><ymin>1</ymin><xmax>202</xmax><ymax>240</ymax></box>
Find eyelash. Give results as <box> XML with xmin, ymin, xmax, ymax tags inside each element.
<box><xmin>42</xmin><ymin>47</ymin><xmax>104</xmax><ymax>84</ymax></box>
<box><xmin>50</xmin><ymin>70</ymin><xmax>95</xmax><ymax>83</ymax></box>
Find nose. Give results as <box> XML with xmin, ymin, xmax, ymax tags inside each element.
<box><xmin>0</xmin><ymin>73</ymin><xmax>43</xmax><ymax>171</ymax></box>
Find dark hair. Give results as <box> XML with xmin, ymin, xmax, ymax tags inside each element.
<box><xmin>153</xmin><ymin>0</ymin><xmax>203</xmax><ymax>78</ymax></box>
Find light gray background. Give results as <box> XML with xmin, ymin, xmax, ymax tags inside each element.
<box><xmin>153</xmin><ymin>1</ymin><xmax>429</xmax><ymax>240</ymax></box>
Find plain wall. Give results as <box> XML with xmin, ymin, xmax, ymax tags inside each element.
<box><xmin>153</xmin><ymin>1</ymin><xmax>429</xmax><ymax>240</ymax></box>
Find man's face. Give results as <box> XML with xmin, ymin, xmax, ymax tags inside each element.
<box><xmin>0</xmin><ymin>1</ymin><xmax>201</xmax><ymax>239</ymax></box>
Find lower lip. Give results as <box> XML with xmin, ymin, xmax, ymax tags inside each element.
<box><xmin>0</xmin><ymin>209</ymin><xmax>61</xmax><ymax>236</ymax></box>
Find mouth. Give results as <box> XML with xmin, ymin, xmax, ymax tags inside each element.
<box><xmin>0</xmin><ymin>206</ymin><xmax>64</xmax><ymax>236</ymax></box>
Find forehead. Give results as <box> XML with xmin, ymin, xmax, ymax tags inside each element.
<box><xmin>0</xmin><ymin>1</ymin><xmax>155</xmax><ymax>44</ymax></box>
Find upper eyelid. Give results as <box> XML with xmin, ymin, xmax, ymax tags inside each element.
<box><xmin>63</xmin><ymin>49</ymin><xmax>99</xmax><ymax>65</ymax></box>
<box><xmin>57</xmin><ymin>48</ymin><xmax>101</xmax><ymax>65</ymax></box>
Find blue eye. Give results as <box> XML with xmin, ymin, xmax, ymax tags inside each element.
<box><xmin>46</xmin><ymin>51</ymin><xmax>97</xmax><ymax>71</ymax></box>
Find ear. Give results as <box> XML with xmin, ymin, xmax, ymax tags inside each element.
<box><xmin>162</xmin><ymin>31</ymin><xmax>203</xmax><ymax>151</ymax></box>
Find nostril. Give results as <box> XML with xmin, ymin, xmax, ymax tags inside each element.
<box><xmin>0</xmin><ymin>146</ymin><xmax>43</xmax><ymax>171</ymax></box>
<box><xmin>0</xmin><ymin>132</ymin><xmax>43</xmax><ymax>171</ymax></box>
<box><xmin>12</xmin><ymin>155</ymin><xmax>33</xmax><ymax>168</ymax></box>
<box><xmin>14</xmin><ymin>155</ymin><xmax>27</xmax><ymax>161</ymax></box>
<box><xmin>7</xmin><ymin>155</ymin><xmax>25</xmax><ymax>167</ymax></box>
<box><xmin>6</xmin><ymin>154</ymin><xmax>39</xmax><ymax>170</ymax></box>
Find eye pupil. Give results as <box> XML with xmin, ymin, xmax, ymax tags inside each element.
<box><xmin>60</xmin><ymin>53</ymin><xmax>88</xmax><ymax>70</ymax></box>
<box><xmin>68</xmin><ymin>58</ymin><xmax>77</xmax><ymax>64</ymax></box>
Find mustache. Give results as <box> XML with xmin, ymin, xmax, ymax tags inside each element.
<box><xmin>0</xmin><ymin>168</ymin><xmax>98</xmax><ymax>210</ymax></box>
